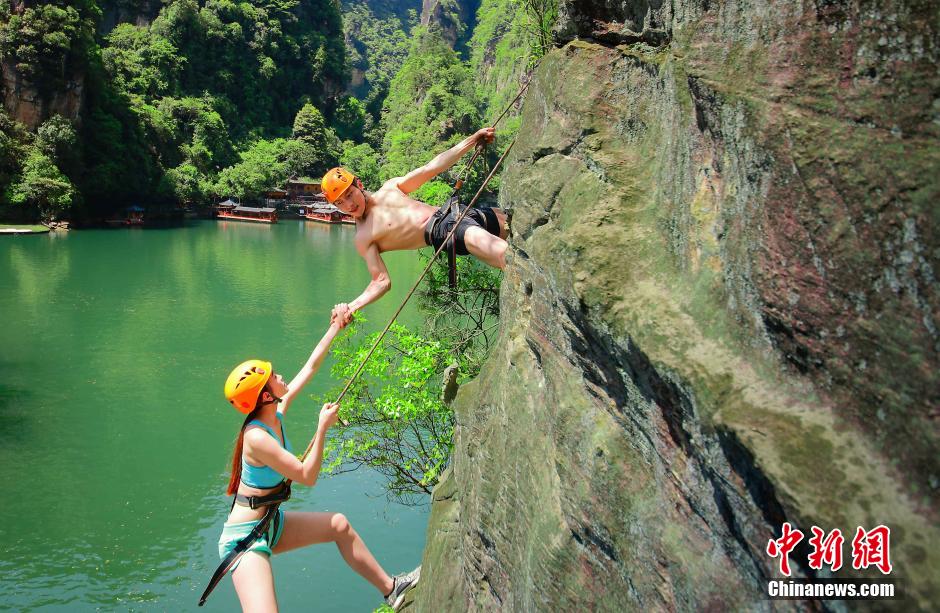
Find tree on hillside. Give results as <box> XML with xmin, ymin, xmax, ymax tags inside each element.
<box><xmin>0</xmin><ymin>111</ymin><xmax>29</xmax><ymax>209</ymax></box>
<box><xmin>292</xmin><ymin>103</ymin><xmax>329</xmax><ymax>144</ymax></box>
<box><xmin>0</xmin><ymin>1</ymin><xmax>99</xmax><ymax>95</ymax></box>
<box><xmin>342</xmin><ymin>1</ymin><xmax>415</xmax><ymax>139</ymax></box>
<box><xmin>320</xmin><ymin>255</ymin><xmax>502</xmax><ymax>504</ymax></box>
<box><xmin>214</xmin><ymin>138</ymin><xmax>300</xmax><ymax>200</ymax></box>
<box><xmin>102</xmin><ymin>23</ymin><xmax>184</xmax><ymax>99</ymax></box>
<box><xmin>340</xmin><ymin>141</ymin><xmax>380</xmax><ymax>190</ymax></box>
<box><xmin>151</xmin><ymin>0</ymin><xmax>348</xmax><ymax>137</ymax></box>
<box><xmin>7</xmin><ymin>151</ymin><xmax>75</xmax><ymax>221</ymax></box>
<box><xmin>35</xmin><ymin>115</ymin><xmax>77</xmax><ymax>167</ymax></box>
<box><xmin>291</xmin><ymin>103</ymin><xmax>342</xmax><ymax>174</ymax></box>
<box><xmin>334</xmin><ymin>95</ymin><xmax>367</xmax><ymax>142</ymax></box>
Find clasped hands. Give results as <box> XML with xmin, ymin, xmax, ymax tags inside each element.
<box><xmin>330</xmin><ymin>303</ymin><xmax>354</xmax><ymax>328</ymax></box>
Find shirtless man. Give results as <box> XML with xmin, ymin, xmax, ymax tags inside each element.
<box><xmin>322</xmin><ymin>127</ymin><xmax>508</xmax><ymax>326</ymax></box>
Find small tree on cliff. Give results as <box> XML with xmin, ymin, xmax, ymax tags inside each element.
<box><xmin>320</xmin><ymin>256</ymin><xmax>502</xmax><ymax>504</ymax></box>
<box><xmin>515</xmin><ymin>0</ymin><xmax>557</xmax><ymax>64</ymax></box>
<box><xmin>322</xmin><ymin>322</ymin><xmax>456</xmax><ymax>505</ymax></box>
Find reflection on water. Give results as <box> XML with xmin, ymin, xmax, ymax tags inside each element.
<box><xmin>0</xmin><ymin>220</ymin><xmax>429</xmax><ymax>611</ymax></box>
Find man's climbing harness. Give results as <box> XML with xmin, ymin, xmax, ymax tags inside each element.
<box><xmin>198</xmin><ymin>138</ymin><xmax>518</xmax><ymax>607</ymax></box>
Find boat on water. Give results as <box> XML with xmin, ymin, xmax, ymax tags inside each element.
<box><xmin>217</xmin><ymin>205</ymin><xmax>278</xmax><ymax>223</ymax></box>
<box><xmin>213</xmin><ymin>198</ymin><xmax>238</xmax><ymax>218</ymax></box>
<box><xmin>105</xmin><ymin>205</ymin><xmax>145</xmax><ymax>227</ymax></box>
<box><xmin>300</xmin><ymin>202</ymin><xmax>354</xmax><ymax>225</ymax></box>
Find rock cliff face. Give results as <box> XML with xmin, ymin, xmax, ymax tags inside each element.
<box><xmin>415</xmin><ymin>0</ymin><xmax>938</xmax><ymax>609</ymax></box>
<box><xmin>97</xmin><ymin>0</ymin><xmax>162</xmax><ymax>34</ymax></box>
<box><xmin>1</xmin><ymin>0</ymin><xmax>92</xmax><ymax>129</ymax></box>
<box><xmin>1</xmin><ymin>60</ymin><xmax>84</xmax><ymax>130</ymax></box>
<box><xmin>2</xmin><ymin>1</ymin><xmax>162</xmax><ymax>130</ymax></box>
<box><xmin>421</xmin><ymin>0</ymin><xmax>481</xmax><ymax>50</ymax></box>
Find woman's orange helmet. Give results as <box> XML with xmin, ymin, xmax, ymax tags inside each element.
<box><xmin>224</xmin><ymin>359</ymin><xmax>273</xmax><ymax>413</ymax></box>
<box><xmin>321</xmin><ymin>167</ymin><xmax>355</xmax><ymax>203</ymax></box>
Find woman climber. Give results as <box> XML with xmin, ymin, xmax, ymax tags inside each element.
<box><xmin>216</xmin><ymin>320</ymin><xmax>419</xmax><ymax>611</ymax></box>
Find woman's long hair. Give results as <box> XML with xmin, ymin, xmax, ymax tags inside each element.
<box><xmin>225</xmin><ymin>387</ymin><xmax>269</xmax><ymax>495</ymax></box>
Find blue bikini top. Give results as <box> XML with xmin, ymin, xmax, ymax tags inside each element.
<box><xmin>240</xmin><ymin>413</ymin><xmax>293</xmax><ymax>489</ymax></box>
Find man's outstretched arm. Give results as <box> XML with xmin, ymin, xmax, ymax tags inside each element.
<box><xmin>332</xmin><ymin>241</ymin><xmax>391</xmax><ymax>326</ymax></box>
<box><xmin>396</xmin><ymin>127</ymin><xmax>494</xmax><ymax>194</ymax></box>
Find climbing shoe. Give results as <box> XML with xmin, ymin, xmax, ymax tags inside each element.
<box><xmin>384</xmin><ymin>567</ymin><xmax>420</xmax><ymax>610</ymax></box>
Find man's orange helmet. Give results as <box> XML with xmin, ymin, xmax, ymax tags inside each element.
<box><xmin>224</xmin><ymin>359</ymin><xmax>273</xmax><ymax>413</ymax></box>
<box><xmin>321</xmin><ymin>167</ymin><xmax>355</xmax><ymax>203</ymax></box>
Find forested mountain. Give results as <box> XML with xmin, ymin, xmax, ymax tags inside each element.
<box><xmin>340</xmin><ymin>0</ymin><xmax>419</xmax><ymax>139</ymax></box>
<box><xmin>0</xmin><ymin>0</ymin><xmax>537</xmax><ymax>223</ymax></box>
<box><xmin>337</xmin><ymin>0</ymin><xmax>535</xmax><ymax>200</ymax></box>
<box><xmin>420</xmin><ymin>0</ymin><xmax>481</xmax><ymax>53</ymax></box>
<box><xmin>1</xmin><ymin>0</ymin><xmax>347</xmax><ymax>221</ymax></box>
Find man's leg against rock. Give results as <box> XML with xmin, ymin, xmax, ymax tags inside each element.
<box><xmin>463</xmin><ymin>226</ymin><xmax>507</xmax><ymax>269</ymax></box>
<box><xmin>489</xmin><ymin>208</ymin><xmax>509</xmax><ymax>239</ymax></box>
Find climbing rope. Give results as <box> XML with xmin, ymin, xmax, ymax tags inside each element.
<box><xmin>451</xmin><ymin>74</ymin><xmax>532</xmax><ymax>194</ymax></box>
<box><xmin>198</xmin><ymin>139</ymin><xmax>518</xmax><ymax>606</ymax></box>
<box><xmin>443</xmin><ymin>74</ymin><xmax>533</xmax><ymax>288</ymax></box>
<box><xmin>200</xmin><ymin>75</ymin><xmax>534</xmax><ymax>606</ymax></box>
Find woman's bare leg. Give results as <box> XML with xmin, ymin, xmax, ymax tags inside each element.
<box><xmin>273</xmin><ymin>511</ymin><xmax>394</xmax><ymax>595</ymax></box>
<box><xmin>231</xmin><ymin>552</ymin><xmax>278</xmax><ymax>612</ymax></box>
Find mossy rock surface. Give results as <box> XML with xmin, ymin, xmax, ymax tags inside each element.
<box><xmin>416</xmin><ymin>0</ymin><xmax>938</xmax><ymax>609</ymax></box>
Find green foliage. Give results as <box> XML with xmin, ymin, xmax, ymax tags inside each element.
<box><xmin>342</xmin><ymin>0</ymin><xmax>416</xmax><ymax>137</ymax></box>
<box><xmin>514</xmin><ymin>0</ymin><xmax>557</xmax><ymax>63</ymax></box>
<box><xmin>380</xmin><ymin>27</ymin><xmax>481</xmax><ymax>180</ymax></box>
<box><xmin>214</xmin><ymin>138</ymin><xmax>296</xmax><ymax>199</ymax></box>
<box><xmin>0</xmin><ymin>1</ymin><xmax>99</xmax><ymax>95</ymax></box>
<box><xmin>0</xmin><ymin>0</ymin><xmax>550</xmax><ymax>220</ymax></box>
<box><xmin>411</xmin><ymin>180</ymin><xmax>452</xmax><ymax>207</ymax></box>
<box><xmin>321</xmin><ymin>251</ymin><xmax>502</xmax><ymax>503</ymax></box>
<box><xmin>292</xmin><ymin>103</ymin><xmax>329</xmax><ymax>143</ymax></box>
<box><xmin>0</xmin><ymin>105</ymin><xmax>76</xmax><ymax>221</ymax></box>
<box><xmin>102</xmin><ymin>23</ymin><xmax>184</xmax><ymax>98</ymax></box>
<box><xmin>143</xmin><ymin>95</ymin><xmax>233</xmax><ymax>172</ymax></box>
<box><xmin>0</xmin><ymin>111</ymin><xmax>28</xmax><ymax>203</ymax></box>
<box><xmin>290</xmin><ymin>103</ymin><xmax>341</xmax><ymax>174</ymax></box>
<box><xmin>34</xmin><ymin>115</ymin><xmax>76</xmax><ymax>162</ymax></box>
<box><xmin>7</xmin><ymin>149</ymin><xmax>75</xmax><ymax>221</ymax></box>
<box><xmin>323</xmin><ymin>321</ymin><xmax>455</xmax><ymax>503</ymax></box>
<box><xmin>334</xmin><ymin>95</ymin><xmax>367</xmax><ymax>142</ymax></box>
<box><xmin>79</xmin><ymin>86</ymin><xmax>161</xmax><ymax>208</ymax></box>
<box><xmin>161</xmin><ymin>162</ymin><xmax>210</xmax><ymax>204</ymax></box>
<box><xmin>150</xmin><ymin>0</ymin><xmax>347</xmax><ymax>137</ymax></box>
<box><xmin>419</xmin><ymin>253</ymin><xmax>503</xmax><ymax>379</ymax></box>
<box><xmin>0</xmin><ymin>0</ymin><xmax>347</xmax><ymax>219</ymax></box>
<box><xmin>469</xmin><ymin>0</ymin><xmax>533</xmax><ymax>126</ymax></box>
<box><xmin>340</xmin><ymin>141</ymin><xmax>381</xmax><ymax>191</ymax></box>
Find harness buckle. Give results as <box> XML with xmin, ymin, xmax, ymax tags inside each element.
<box><xmin>237</xmin><ymin>481</ymin><xmax>292</xmax><ymax>509</ymax></box>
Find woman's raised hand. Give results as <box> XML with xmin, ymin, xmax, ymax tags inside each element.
<box><xmin>318</xmin><ymin>402</ymin><xmax>340</xmax><ymax>431</ymax></box>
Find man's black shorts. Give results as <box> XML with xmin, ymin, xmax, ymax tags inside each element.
<box><xmin>423</xmin><ymin>198</ymin><xmax>500</xmax><ymax>255</ymax></box>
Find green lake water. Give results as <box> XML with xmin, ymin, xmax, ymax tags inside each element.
<box><xmin>0</xmin><ymin>220</ymin><xmax>429</xmax><ymax>611</ymax></box>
